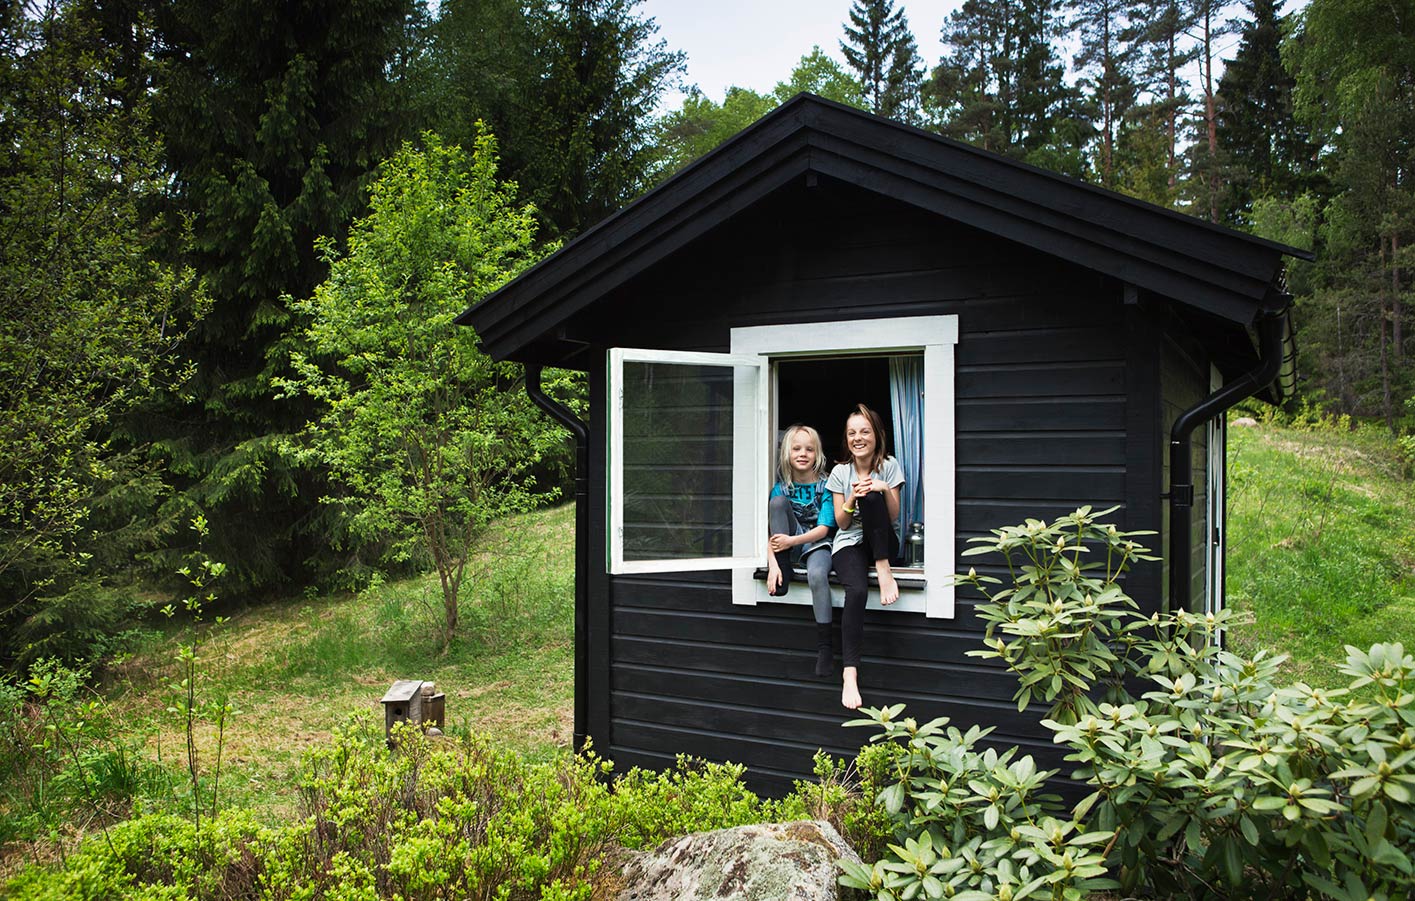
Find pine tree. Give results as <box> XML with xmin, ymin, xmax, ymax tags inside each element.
<box><xmin>142</xmin><ymin>0</ymin><xmax>423</xmax><ymax>590</ymax></box>
<box><xmin>841</xmin><ymin>0</ymin><xmax>925</xmax><ymax>124</ymax></box>
<box><xmin>1128</xmin><ymin>0</ymin><xmax>1197</xmax><ymax>201</ymax></box>
<box><xmin>1185</xmin><ymin>0</ymin><xmax>1239</xmax><ymax>221</ymax></box>
<box><xmin>1069</xmin><ymin>0</ymin><xmax>1142</xmax><ymax>187</ymax></box>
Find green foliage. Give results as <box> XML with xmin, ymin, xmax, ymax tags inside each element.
<box><xmin>775</xmin><ymin>46</ymin><xmax>868</xmax><ymax>108</ymax></box>
<box><xmin>3</xmin><ymin>719</ymin><xmax>786</xmax><ymax>900</ymax></box>
<box><xmin>845</xmin><ymin>506</ymin><xmax>1415</xmax><ymax>901</ymax></box>
<box><xmin>0</xmin><ymin>659</ymin><xmax>167</xmax><ymax>849</ymax></box>
<box><xmin>1215</xmin><ymin>0</ymin><xmax>1323</xmax><ymax>225</ymax></box>
<box><xmin>159</xmin><ymin>516</ymin><xmax>234</xmax><ymax>830</ymax></box>
<box><xmin>279</xmin><ymin>131</ymin><xmax>575</xmax><ymax>650</ymax></box>
<box><xmin>961</xmin><ymin>505</ymin><xmax>1158</xmax><ymax>724</ymax></box>
<box><xmin>1286</xmin><ymin>0</ymin><xmax>1415</xmax><ymax>428</ymax></box>
<box><xmin>651</xmin><ymin>48</ymin><xmax>865</xmax><ymax>178</ymax></box>
<box><xmin>837</xmin><ymin>706</ymin><xmax>1115</xmax><ymax>901</ymax></box>
<box><xmin>427</xmin><ymin>0</ymin><xmax>685</xmax><ymax>238</ymax></box>
<box><xmin>140</xmin><ymin>0</ymin><xmax>423</xmax><ymax>594</ymax></box>
<box><xmin>928</xmin><ymin>0</ymin><xmax>1090</xmax><ymax>178</ymax></box>
<box><xmin>0</xmin><ymin>0</ymin><xmax>207</xmax><ymax>670</ymax></box>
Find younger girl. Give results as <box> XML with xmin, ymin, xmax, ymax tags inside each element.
<box><xmin>826</xmin><ymin>404</ymin><xmax>904</xmax><ymax>710</ymax></box>
<box><xmin>766</xmin><ymin>425</ymin><xmax>837</xmax><ymax>677</ymax></box>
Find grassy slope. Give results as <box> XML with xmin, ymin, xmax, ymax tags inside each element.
<box><xmin>109</xmin><ymin>503</ymin><xmax>576</xmax><ymax>820</ymax></box>
<box><xmin>1225</xmin><ymin>422</ymin><xmax>1415</xmax><ymax>686</ymax></box>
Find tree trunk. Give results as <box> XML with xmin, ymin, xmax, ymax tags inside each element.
<box><xmin>1203</xmin><ymin>1</ymin><xmax>1219</xmax><ymax>223</ymax></box>
<box><xmin>1394</xmin><ymin>233</ymin><xmax>1404</xmax><ymax>364</ymax></box>
<box><xmin>1380</xmin><ymin>241</ymin><xmax>1395</xmax><ymax>434</ymax></box>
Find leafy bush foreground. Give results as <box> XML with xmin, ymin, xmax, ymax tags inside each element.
<box><xmin>4</xmin><ymin>720</ymin><xmax>815</xmax><ymax>901</ymax></box>
<box><xmin>841</xmin><ymin>507</ymin><xmax>1415</xmax><ymax>901</ymax></box>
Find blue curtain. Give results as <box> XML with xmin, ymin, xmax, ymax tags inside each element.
<box><xmin>889</xmin><ymin>356</ymin><xmax>924</xmax><ymax>542</ymax></box>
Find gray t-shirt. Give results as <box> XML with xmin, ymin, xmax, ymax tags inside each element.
<box><xmin>825</xmin><ymin>457</ymin><xmax>905</xmax><ymax>554</ymax></box>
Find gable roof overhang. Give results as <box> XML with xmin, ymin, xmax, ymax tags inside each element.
<box><xmin>458</xmin><ymin>94</ymin><xmax>1310</xmax><ymax>372</ymax></box>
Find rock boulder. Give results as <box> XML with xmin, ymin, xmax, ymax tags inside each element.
<box><xmin>616</xmin><ymin>820</ymin><xmax>860</xmax><ymax>901</ymax></box>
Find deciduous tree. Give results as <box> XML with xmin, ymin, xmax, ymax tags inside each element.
<box><xmin>279</xmin><ymin>133</ymin><xmax>571</xmax><ymax>650</ymax></box>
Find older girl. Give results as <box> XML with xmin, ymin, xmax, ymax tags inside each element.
<box><xmin>766</xmin><ymin>424</ymin><xmax>837</xmax><ymax>677</ymax></box>
<box><xmin>826</xmin><ymin>404</ymin><xmax>904</xmax><ymax>709</ymax></box>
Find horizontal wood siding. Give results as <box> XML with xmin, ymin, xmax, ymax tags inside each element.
<box><xmin>584</xmin><ymin>180</ymin><xmax>1156</xmax><ymax>794</ymax></box>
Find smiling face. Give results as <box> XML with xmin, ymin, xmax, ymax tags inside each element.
<box><xmin>845</xmin><ymin>413</ymin><xmax>876</xmax><ymax>465</ymax></box>
<box><xmin>787</xmin><ymin>429</ymin><xmax>818</xmax><ymax>477</ymax></box>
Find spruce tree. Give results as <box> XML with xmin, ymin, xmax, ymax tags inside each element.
<box><xmin>840</xmin><ymin>0</ymin><xmax>925</xmax><ymax>124</ymax></box>
<box><xmin>142</xmin><ymin>0</ymin><xmax>423</xmax><ymax>590</ymax></box>
<box><xmin>429</xmin><ymin>0</ymin><xmax>684</xmax><ymax>238</ymax></box>
<box><xmin>1214</xmin><ymin>0</ymin><xmax>1320</xmax><ymax>222</ymax></box>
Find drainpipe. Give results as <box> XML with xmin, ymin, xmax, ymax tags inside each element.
<box><xmin>1167</xmin><ymin>296</ymin><xmax>1291</xmax><ymax>611</ymax></box>
<box><xmin>525</xmin><ymin>364</ymin><xmax>589</xmax><ymax>753</ymax></box>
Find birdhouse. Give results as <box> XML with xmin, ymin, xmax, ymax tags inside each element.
<box><xmin>381</xmin><ymin>679</ymin><xmax>447</xmax><ymax>746</ymax></box>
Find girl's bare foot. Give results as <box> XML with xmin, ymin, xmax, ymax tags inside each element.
<box><xmin>842</xmin><ymin>666</ymin><xmax>863</xmax><ymax>709</ymax></box>
<box><xmin>876</xmin><ymin>563</ymin><xmax>899</xmax><ymax>606</ymax></box>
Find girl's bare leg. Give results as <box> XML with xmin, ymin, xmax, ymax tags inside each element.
<box><xmin>842</xmin><ymin>666</ymin><xmax>863</xmax><ymax>709</ymax></box>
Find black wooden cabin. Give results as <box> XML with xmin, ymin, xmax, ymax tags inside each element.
<box><xmin>458</xmin><ymin>95</ymin><xmax>1307</xmax><ymax>795</ymax></box>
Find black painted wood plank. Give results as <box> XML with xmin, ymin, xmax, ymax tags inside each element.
<box><xmin>957</xmin><ymin>362</ymin><xmax>1125</xmax><ymax>398</ymax></box>
<box><xmin>956</xmin><ymin>329</ymin><xmax>1127</xmax><ymax>366</ymax></box>
<box><xmin>956</xmin><ymin>467</ymin><xmax>1126</xmax><ymax>500</ymax></box>
<box><xmin>957</xmin><ymin>397</ymin><xmax>1127</xmax><ymax>432</ymax></box>
<box><xmin>956</xmin><ymin>433</ymin><xmax>1126</xmax><ymax>466</ymax></box>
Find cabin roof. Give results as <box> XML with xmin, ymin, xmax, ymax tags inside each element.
<box><xmin>458</xmin><ymin>93</ymin><xmax>1308</xmax><ymax>366</ymax></box>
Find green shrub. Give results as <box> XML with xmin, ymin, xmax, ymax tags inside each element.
<box><xmin>841</xmin><ymin>506</ymin><xmax>1415</xmax><ymax>901</ymax></box>
<box><xmin>6</xmin><ymin>716</ymin><xmax>792</xmax><ymax>900</ymax></box>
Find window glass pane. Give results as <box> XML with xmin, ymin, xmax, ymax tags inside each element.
<box><xmin>621</xmin><ymin>361</ymin><xmax>736</xmax><ymax>560</ymax></box>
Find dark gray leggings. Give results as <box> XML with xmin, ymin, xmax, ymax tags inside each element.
<box><xmin>767</xmin><ymin>494</ymin><xmax>834</xmax><ymax>624</ymax></box>
<box><xmin>832</xmin><ymin>490</ymin><xmax>899</xmax><ymax>668</ymax></box>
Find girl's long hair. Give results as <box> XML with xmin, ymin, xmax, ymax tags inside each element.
<box><xmin>840</xmin><ymin>403</ymin><xmax>889</xmax><ymax>474</ymax></box>
<box><xmin>777</xmin><ymin>424</ymin><xmax>826</xmax><ymax>489</ymax></box>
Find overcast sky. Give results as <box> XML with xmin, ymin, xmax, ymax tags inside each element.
<box><xmin>640</xmin><ymin>0</ymin><xmax>965</xmax><ymax>107</ymax></box>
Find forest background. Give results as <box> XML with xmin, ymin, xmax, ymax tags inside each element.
<box><xmin>2</xmin><ymin>0</ymin><xmax>1413</xmax><ymax>672</ymax></box>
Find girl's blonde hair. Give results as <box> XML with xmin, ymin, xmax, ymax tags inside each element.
<box><xmin>777</xmin><ymin>424</ymin><xmax>826</xmax><ymax>488</ymax></box>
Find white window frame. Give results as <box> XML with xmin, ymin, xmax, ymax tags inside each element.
<box><xmin>730</xmin><ymin>315</ymin><xmax>958</xmax><ymax>619</ymax></box>
<box><xmin>607</xmin><ymin>347</ymin><xmax>768</xmax><ymax>574</ymax></box>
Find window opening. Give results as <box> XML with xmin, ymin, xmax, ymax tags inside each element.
<box><xmin>774</xmin><ymin>354</ymin><xmax>923</xmax><ymax>570</ymax></box>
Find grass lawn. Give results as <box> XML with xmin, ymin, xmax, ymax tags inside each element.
<box><xmin>106</xmin><ymin>503</ymin><xmax>577</xmax><ymax>821</ymax></box>
<box><xmin>1224</xmin><ymin>420</ymin><xmax>1415</xmax><ymax>686</ymax></box>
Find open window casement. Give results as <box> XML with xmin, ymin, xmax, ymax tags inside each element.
<box><xmin>607</xmin><ymin>348</ymin><xmax>769</xmax><ymax>574</ymax></box>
